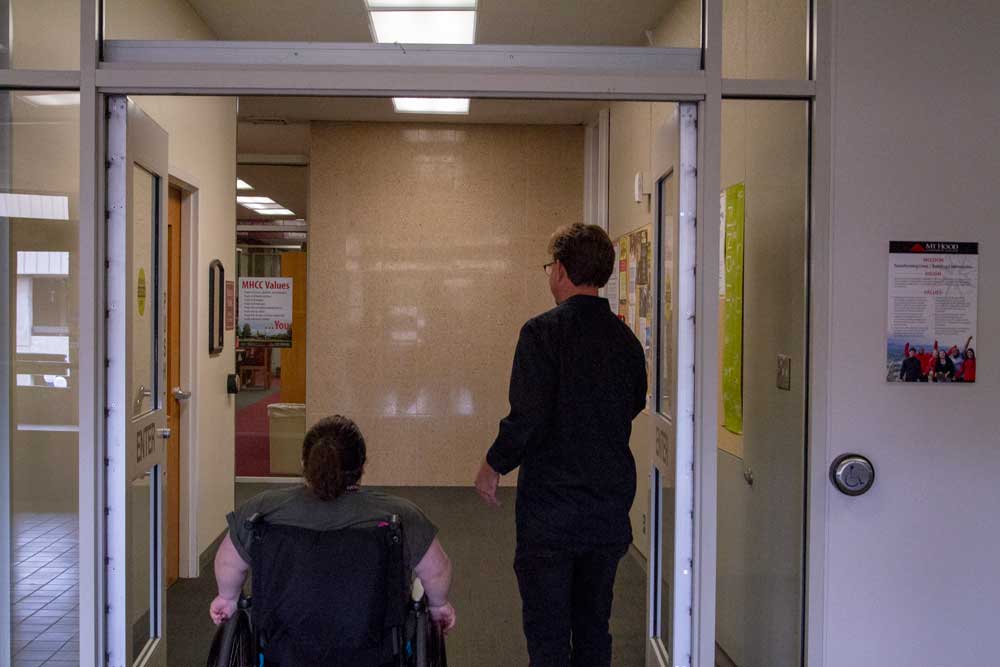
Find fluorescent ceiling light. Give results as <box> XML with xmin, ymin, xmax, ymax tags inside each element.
<box><xmin>370</xmin><ymin>10</ymin><xmax>475</xmax><ymax>44</ymax></box>
<box><xmin>236</xmin><ymin>179</ymin><xmax>254</xmax><ymax>190</ymax></box>
<box><xmin>21</xmin><ymin>93</ymin><xmax>80</xmax><ymax>107</ymax></box>
<box><xmin>17</xmin><ymin>251</ymin><xmax>70</xmax><ymax>276</ymax></box>
<box><xmin>0</xmin><ymin>193</ymin><xmax>70</xmax><ymax>220</ymax></box>
<box><xmin>367</xmin><ymin>0</ymin><xmax>475</xmax><ymax>7</ymax></box>
<box><xmin>265</xmin><ymin>209</ymin><xmax>296</xmax><ymax>216</ymax></box>
<box><xmin>236</xmin><ymin>196</ymin><xmax>275</xmax><ymax>204</ymax></box>
<box><xmin>393</xmin><ymin>98</ymin><xmax>470</xmax><ymax>114</ymax></box>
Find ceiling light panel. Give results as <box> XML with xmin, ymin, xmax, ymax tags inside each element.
<box><xmin>236</xmin><ymin>179</ymin><xmax>254</xmax><ymax>190</ymax></box>
<box><xmin>236</xmin><ymin>196</ymin><xmax>275</xmax><ymax>204</ymax></box>
<box><xmin>393</xmin><ymin>98</ymin><xmax>470</xmax><ymax>114</ymax></box>
<box><xmin>21</xmin><ymin>93</ymin><xmax>80</xmax><ymax>107</ymax></box>
<box><xmin>367</xmin><ymin>0</ymin><xmax>475</xmax><ymax>8</ymax></box>
<box><xmin>266</xmin><ymin>209</ymin><xmax>296</xmax><ymax>216</ymax></box>
<box><xmin>370</xmin><ymin>10</ymin><xmax>475</xmax><ymax>44</ymax></box>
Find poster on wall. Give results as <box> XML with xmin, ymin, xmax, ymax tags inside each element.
<box><xmin>721</xmin><ymin>183</ymin><xmax>745</xmax><ymax>435</ymax></box>
<box><xmin>238</xmin><ymin>276</ymin><xmax>293</xmax><ymax>348</ymax></box>
<box><xmin>614</xmin><ymin>225</ymin><xmax>654</xmax><ymax>410</ymax></box>
<box><xmin>887</xmin><ymin>241</ymin><xmax>978</xmax><ymax>383</ymax></box>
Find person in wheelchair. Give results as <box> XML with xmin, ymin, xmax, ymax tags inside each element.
<box><xmin>209</xmin><ymin>415</ymin><xmax>456</xmax><ymax>663</ymax></box>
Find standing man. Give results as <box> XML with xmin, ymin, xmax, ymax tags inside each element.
<box><xmin>475</xmin><ymin>223</ymin><xmax>647</xmax><ymax>666</ymax></box>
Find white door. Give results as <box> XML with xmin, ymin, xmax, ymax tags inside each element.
<box><xmin>647</xmin><ymin>102</ymin><xmax>697</xmax><ymax>667</ymax></box>
<box><xmin>105</xmin><ymin>96</ymin><xmax>170</xmax><ymax>667</ymax></box>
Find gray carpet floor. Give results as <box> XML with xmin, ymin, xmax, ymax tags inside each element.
<box><xmin>166</xmin><ymin>484</ymin><xmax>647</xmax><ymax>666</ymax></box>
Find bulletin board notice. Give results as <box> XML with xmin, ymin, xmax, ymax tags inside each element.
<box><xmin>887</xmin><ymin>241</ymin><xmax>978</xmax><ymax>383</ymax></box>
<box><xmin>613</xmin><ymin>225</ymin><xmax>653</xmax><ymax>411</ymax></box>
<box><xmin>238</xmin><ymin>277</ymin><xmax>294</xmax><ymax>348</ymax></box>
<box><xmin>721</xmin><ymin>184</ymin><xmax>745</xmax><ymax>435</ymax></box>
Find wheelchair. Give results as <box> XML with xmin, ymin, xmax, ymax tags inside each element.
<box><xmin>208</xmin><ymin>514</ymin><xmax>446</xmax><ymax>667</ymax></box>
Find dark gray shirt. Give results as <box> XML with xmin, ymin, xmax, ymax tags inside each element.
<box><xmin>487</xmin><ymin>295</ymin><xmax>647</xmax><ymax>547</ymax></box>
<box><xmin>226</xmin><ymin>486</ymin><xmax>438</xmax><ymax>572</ymax></box>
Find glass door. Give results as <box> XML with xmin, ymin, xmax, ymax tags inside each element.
<box><xmin>647</xmin><ymin>102</ymin><xmax>697</xmax><ymax>667</ymax></box>
<box><xmin>105</xmin><ymin>96</ymin><xmax>169</xmax><ymax>667</ymax></box>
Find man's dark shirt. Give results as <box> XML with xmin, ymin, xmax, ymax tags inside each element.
<box><xmin>487</xmin><ymin>294</ymin><xmax>647</xmax><ymax>548</ymax></box>
<box><xmin>900</xmin><ymin>355</ymin><xmax>922</xmax><ymax>382</ymax></box>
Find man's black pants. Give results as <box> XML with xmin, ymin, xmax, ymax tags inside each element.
<box><xmin>514</xmin><ymin>542</ymin><xmax>629</xmax><ymax>667</ymax></box>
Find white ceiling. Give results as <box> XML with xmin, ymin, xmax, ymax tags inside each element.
<box><xmin>186</xmin><ymin>0</ymin><xmax>672</xmax><ymax>47</ymax></box>
<box><xmin>236</xmin><ymin>164</ymin><xmax>308</xmax><ymax>223</ymax></box>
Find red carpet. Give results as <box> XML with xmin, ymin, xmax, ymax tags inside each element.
<box><xmin>235</xmin><ymin>381</ymin><xmax>283</xmax><ymax>477</ymax></box>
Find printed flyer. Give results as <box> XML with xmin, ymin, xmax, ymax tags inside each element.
<box><xmin>887</xmin><ymin>241</ymin><xmax>978</xmax><ymax>383</ymax></box>
<box><xmin>238</xmin><ymin>276</ymin><xmax>294</xmax><ymax>348</ymax></box>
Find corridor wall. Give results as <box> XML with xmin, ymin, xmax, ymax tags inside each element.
<box><xmin>307</xmin><ymin>121</ymin><xmax>584</xmax><ymax>486</ymax></box>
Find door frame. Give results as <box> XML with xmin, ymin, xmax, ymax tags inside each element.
<box><xmin>0</xmin><ymin>0</ymin><xmax>833</xmax><ymax>664</ymax></box>
<box><xmin>104</xmin><ymin>95</ymin><xmax>170</xmax><ymax>667</ymax></box>
<box><xmin>165</xmin><ymin>175</ymin><xmax>202</xmax><ymax>579</ymax></box>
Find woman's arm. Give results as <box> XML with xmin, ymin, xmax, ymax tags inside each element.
<box><xmin>209</xmin><ymin>533</ymin><xmax>250</xmax><ymax>625</ymax></box>
<box><xmin>414</xmin><ymin>537</ymin><xmax>456</xmax><ymax>634</ymax></box>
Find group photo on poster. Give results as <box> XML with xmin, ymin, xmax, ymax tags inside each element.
<box><xmin>886</xmin><ymin>241</ymin><xmax>978</xmax><ymax>383</ymax></box>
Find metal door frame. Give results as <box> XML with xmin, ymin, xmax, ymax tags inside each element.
<box><xmin>105</xmin><ymin>95</ymin><xmax>170</xmax><ymax>667</ymax></box>
<box><xmin>0</xmin><ymin>0</ymin><xmax>834</xmax><ymax>664</ymax></box>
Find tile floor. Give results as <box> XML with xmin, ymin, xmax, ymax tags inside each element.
<box><xmin>10</xmin><ymin>513</ymin><xmax>79</xmax><ymax>666</ymax></box>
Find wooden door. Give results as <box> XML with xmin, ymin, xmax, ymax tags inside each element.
<box><xmin>279</xmin><ymin>251</ymin><xmax>307</xmax><ymax>403</ymax></box>
<box><xmin>166</xmin><ymin>186</ymin><xmax>182</xmax><ymax>586</ymax></box>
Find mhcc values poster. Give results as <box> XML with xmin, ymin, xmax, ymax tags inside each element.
<box><xmin>887</xmin><ymin>241</ymin><xmax>978</xmax><ymax>383</ymax></box>
<box><xmin>238</xmin><ymin>277</ymin><xmax>293</xmax><ymax>347</ymax></box>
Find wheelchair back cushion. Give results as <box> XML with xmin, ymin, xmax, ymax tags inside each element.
<box><xmin>250</xmin><ymin>521</ymin><xmax>405</xmax><ymax>666</ymax></box>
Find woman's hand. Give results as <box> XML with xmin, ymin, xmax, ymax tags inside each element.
<box><xmin>429</xmin><ymin>601</ymin><xmax>457</xmax><ymax>635</ymax></box>
<box><xmin>210</xmin><ymin>595</ymin><xmax>238</xmax><ymax>626</ymax></box>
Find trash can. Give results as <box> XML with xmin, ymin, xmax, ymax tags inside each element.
<box><xmin>267</xmin><ymin>403</ymin><xmax>306</xmax><ymax>475</ymax></box>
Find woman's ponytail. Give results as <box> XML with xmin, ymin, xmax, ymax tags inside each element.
<box><xmin>301</xmin><ymin>415</ymin><xmax>366</xmax><ymax>501</ymax></box>
<box><xmin>304</xmin><ymin>442</ymin><xmax>344</xmax><ymax>500</ymax></box>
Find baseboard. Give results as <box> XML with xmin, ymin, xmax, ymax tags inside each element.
<box><xmin>199</xmin><ymin>528</ymin><xmax>227</xmax><ymax>575</ymax></box>
<box><xmin>235</xmin><ymin>475</ymin><xmax>303</xmax><ymax>484</ymax></box>
<box><xmin>715</xmin><ymin>643</ymin><xmax>738</xmax><ymax>667</ymax></box>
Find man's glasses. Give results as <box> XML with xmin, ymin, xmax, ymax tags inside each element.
<box><xmin>543</xmin><ymin>260</ymin><xmax>556</xmax><ymax>276</ymax></box>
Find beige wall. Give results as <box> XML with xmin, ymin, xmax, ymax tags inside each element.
<box><xmin>608</xmin><ymin>102</ymin><xmax>681</xmax><ymax>560</ymax></box>
<box><xmin>307</xmin><ymin>122</ymin><xmax>583</xmax><ymax>486</ymax></box>
<box><xmin>133</xmin><ymin>95</ymin><xmax>238</xmax><ymax>564</ymax></box>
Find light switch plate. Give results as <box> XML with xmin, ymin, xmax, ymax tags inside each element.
<box><xmin>777</xmin><ymin>354</ymin><xmax>792</xmax><ymax>391</ymax></box>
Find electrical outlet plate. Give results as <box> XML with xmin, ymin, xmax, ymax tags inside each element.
<box><xmin>777</xmin><ymin>354</ymin><xmax>792</xmax><ymax>391</ymax></box>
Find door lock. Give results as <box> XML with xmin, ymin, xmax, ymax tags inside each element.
<box><xmin>172</xmin><ymin>387</ymin><xmax>192</xmax><ymax>400</ymax></box>
<box><xmin>157</xmin><ymin>427</ymin><xmax>172</xmax><ymax>440</ymax></box>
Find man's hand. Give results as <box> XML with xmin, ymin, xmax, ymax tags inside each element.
<box><xmin>475</xmin><ymin>460</ymin><xmax>501</xmax><ymax>507</ymax></box>
<box><xmin>209</xmin><ymin>595</ymin><xmax>237</xmax><ymax>626</ymax></box>
<box><xmin>429</xmin><ymin>601</ymin><xmax>457</xmax><ymax>635</ymax></box>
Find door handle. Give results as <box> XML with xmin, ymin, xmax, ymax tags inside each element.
<box><xmin>134</xmin><ymin>385</ymin><xmax>152</xmax><ymax>413</ymax></box>
<box><xmin>157</xmin><ymin>427</ymin><xmax>172</xmax><ymax>440</ymax></box>
<box><xmin>743</xmin><ymin>466</ymin><xmax>754</xmax><ymax>487</ymax></box>
<box><xmin>172</xmin><ymin>387</ymin><xmax>192</xmax><ymax>401</ymax></box>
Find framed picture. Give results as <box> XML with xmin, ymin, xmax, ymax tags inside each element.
<box><xmin>208</xmin><ymin>259</ymin><xmax>225</xmax><ymax>355</ymax></box>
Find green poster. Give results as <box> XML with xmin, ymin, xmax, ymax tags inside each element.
<box><xmin>722</xmin><ymin>183</ymin><xmax>745</xmax><ymax>435</ymax></box>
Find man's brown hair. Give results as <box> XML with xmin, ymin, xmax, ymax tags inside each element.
<box><xmin>547</xmin><ymin>223</ymin><xmax>615</xmax><ymax>288</ymax></box>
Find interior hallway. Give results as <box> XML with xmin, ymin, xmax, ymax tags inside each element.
<box><xmin>234</xmin><ymin>380</ymin><xmax>283</xmax><ymax>477</ymax></box>
<box><xmin>167</xmin><ymin>484</ymin><xmax>646</xmax><ymax>665</ymax></box>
